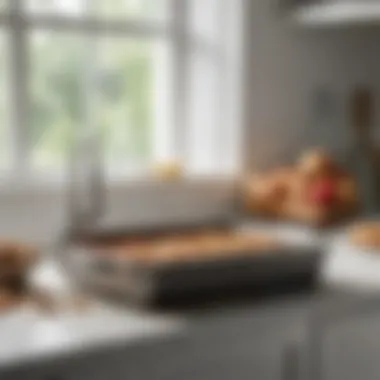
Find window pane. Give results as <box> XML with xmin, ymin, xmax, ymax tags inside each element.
<box><xmin>186</xmin><ymin>0</ymin><xmax>227</xmax><ymax>175</ymax></box>
<box><xmin>0</xmin><ymin>31</ymin><xmax>9</xmax><ymax>170</ymax></box>
<box><xmin>27</xmin><ymin>0</ymin><xmax>86</xmax><ymax>16</ymax></box>
<box><xmin>186</xmin><ymin>52</ymin><xmax>223</xmax><ymax>175</ymax></box>
<box><xmin>0</xmin><ymin>0</ymin><xmax>7</xmax><ymax>11</ymax></box>
<box><xmin>92</xmin><ymin>0</ymin><xmax>169</xmax><ymax>21</ymax></box>
<box><xmin>94</xmin><ymin>37</ymin><xmax>168</xmax><ymax>173</ymax></box>
<box><xmin>29</xmin><ymin>31</ymin><xmax>84</xmax><ymax>170</ymax></box>
<box><xmin>189</xmin><ymin>0</ymin><xmax>221</xmax><ymax>43</ymax></box>
<box><xmin>27</xmin><ymin>0</ymin><xmax>169</xmax><ymax>20</ymax></box>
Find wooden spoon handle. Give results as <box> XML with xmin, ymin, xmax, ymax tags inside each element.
<box><xmin>350</xmin><ymin>87</ymin><xmax>374</xmax><ymax>146</ymax></box>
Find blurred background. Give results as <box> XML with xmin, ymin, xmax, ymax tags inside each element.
<box><xmin>1</xmin><ymin>0</ymin><xmax>380</xmax><ymax>380</ymax></box>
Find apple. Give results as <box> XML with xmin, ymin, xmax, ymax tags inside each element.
<box><xmin>308</xmin><ymin>178</ymin><xmax>337</xmax><ymax>206</ymax></box>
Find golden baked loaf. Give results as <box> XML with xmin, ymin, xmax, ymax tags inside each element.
<box><xmin>350</xmin><ymin>223</ymin><xmax>380</xmax><ymax>250</ymax></box>
<box><xmin>243</xmin><ymin>168</ymin><xmax>295</xmax><ymax>217</ymax></box>
<box><xmin>298</xmin><ymin>149</ymin><xmax>337</xmax><ymax>180</ymax></box>
<box><xmin>99</xmin><ymin>232</ymin><xmax>280</xmax><ymax>265</ymax></box>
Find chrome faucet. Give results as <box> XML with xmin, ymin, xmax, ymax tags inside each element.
<box><xmin>67</xmin><ymin>129</ymin><xmax>106</xmax><ymax>238</ymax></box>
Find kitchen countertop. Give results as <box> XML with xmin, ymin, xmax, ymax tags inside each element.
<box><xmin>0</xmin><ymin>288</ymin><xmax>312</xmax><ymax>376</ymax></box>
<box><xmin>1</xmin><ymin>224</ymin><xmax>380</xmax><ymax>380</ymax></box>
<box><xmin>0</xmin><ymin>301</ymin><xmax>185</xmax><ymax>370</ymax></box>
<box><xmin>2</xmin><ymin>288</ymin><xmax>380</xmax><ymax>380</ymax></box>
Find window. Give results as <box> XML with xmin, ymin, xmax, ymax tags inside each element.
<box><xmin>0</xmin><ymin>30</ymin><xmax>9</xmax><ymax>169</ymax></box>
<box><xmin>30</xmin><ymin>30</ymin><xmax>84</xmax><ymax>170</ymax></box>
<box><xmin>0</xmin><ymin>0</ymin><xmax>242</xmax><ymax>182</ymax></box>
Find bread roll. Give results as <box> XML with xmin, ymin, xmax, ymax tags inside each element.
<box><xmin>350</xmin><ymin>223</ymin><xmax>380</xmax><ymax>250</ymax></box>
<box><xmin>0</xmin><ymin>241</ymin><xmax>37</xmax><ymax>276</ymax></box>
<box><xmin>244</xmin><ymin>168</ymin><xmax>294</xmax><ymax>216</ymax></box>
<box><xmin>298</xmin><ymin>149</ymin><xmax>336</xmax><ymax>180</ymax></box>
<box><xmin>336</xmin><ymin>177</ymin><xmax>358</xmax><ymax>205</ymax></box>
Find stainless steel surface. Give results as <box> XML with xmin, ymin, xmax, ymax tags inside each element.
<box><xmin>68</xmin><ymin>129</ymin><xmax>106</xmax><ymax>235</ymax></box>
<box><xmin>28</xmin><ymin>130</ymin><xmax>107</xmax><ymax>297</ymax></box>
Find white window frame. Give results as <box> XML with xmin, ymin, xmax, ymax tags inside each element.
<box><xmin>2</xmin><ymin>0</ymin><xmax>175</xmax><ymax>184</ymax></box>
<box><xmin>0</xmin><ymin>0</ymin><xmax>243</xmax><ymax>186</ymax></box>
<box><xmin>0</xmin><ymin>0</ymin><xmax>245</xmax><ymax>242</ymax></box>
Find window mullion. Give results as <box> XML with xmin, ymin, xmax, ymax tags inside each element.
<box><xmin>223</xmin><ymin>0</ymin><xmax>244</xmax><ymax>175</ymax></box>
<box><xmin>171</xmin><ymin>0</ymin><xmax>189</xmax><ymax>164</ymax></box>
<box><xmin>9</xmin><ymin>0</ymin><xmax>30</xmax><ymax>179</ymax></box>
<box><xmin>81</xmin><ymin>0</ymin><xmax>100</xmax><ymax>140</ymax></box>
<box><xmin>217</xmin><ymin>0</ymin><xmax>230</xmax><ymax>174</ymax></box>
<box><xmin>68</xmin><ymin>2</ymin><xmax>104</xmax><ymax>228</ymax></box>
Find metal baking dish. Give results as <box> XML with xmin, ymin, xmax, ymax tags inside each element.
<box><xmin>65</xmin><ymin>221</ymin><xmax>323</xmax><ymax>306</ymax></box>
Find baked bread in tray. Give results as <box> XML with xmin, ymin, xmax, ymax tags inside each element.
<box><xmin>86</xmin><ymin>231</ymin><xmax>280</xmax><ymax>265</ymax></box>
<box><xmin>69</xmin><ymin>223</ymin><xmax>321</xmax><ymax>306</ymax></box>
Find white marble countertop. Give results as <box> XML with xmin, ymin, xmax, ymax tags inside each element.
<box><xmin>0</xmin><ymin>301</ymin><xmax>184</xmax><ymax>369</ymax></box>
<box><xmin>0</xmin><ymin>221</ymin><xmax>310</xmax><ymax>372</ymax></box>
<box><xmin>323</xmin><ymin>231</ymin><xmax>380</xmax><ymax>292</ymax></box>
<box><xmin>0</xmin><ymin>221</ymin><xmax>325</xmax><ymax>367</ymax></box>
<box><xmin>0</xmin><ymin>221</ymin><xmax>359</xmax><ymax>374</ymax></box>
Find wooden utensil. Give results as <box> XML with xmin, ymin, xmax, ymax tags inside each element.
<box><xmin>349</xmin><ymin>86</ymin><xmax>379</xmax><ymax>211</ymax></box>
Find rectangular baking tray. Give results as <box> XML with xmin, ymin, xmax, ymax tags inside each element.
<box><xmin>65</xmin><ymin>220</ymin><xmax>323</xmax><ymax>306</ymax></box>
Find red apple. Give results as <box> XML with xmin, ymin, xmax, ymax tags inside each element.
<box><xmin>308</xmin><ymin>178</ymin><xmax>337</xmax><ymax>206</ymax></box>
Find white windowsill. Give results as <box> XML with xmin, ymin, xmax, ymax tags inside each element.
<box><xmin>0</xmin><ymin>173</ymin><xmax>237</xmax><ymax>244</ymax></box>
<box><xmin>0</xmin><ymin>169</ymin><xmax>237</xmax><ymax>192</ymax></box>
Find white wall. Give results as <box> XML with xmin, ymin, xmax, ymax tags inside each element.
<box><xmin>244</xmin><ymin>0</ymin><xmax>380</xmax><ymax>171</ymax></box>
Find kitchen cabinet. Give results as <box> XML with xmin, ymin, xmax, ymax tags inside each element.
<box><xmin>4</xmin><ymin>291</ymin><xmax>380</xmax><ymax>380</ymax></box>
<box><xmin>291</xmin><ymin>1</ymin><xmax>380</xmax><ymax>27</ymax></box>
<box><xmin>47</xmin><ymin>343</ymin><xmax>281</xmax><ymax>380</ymax></box>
